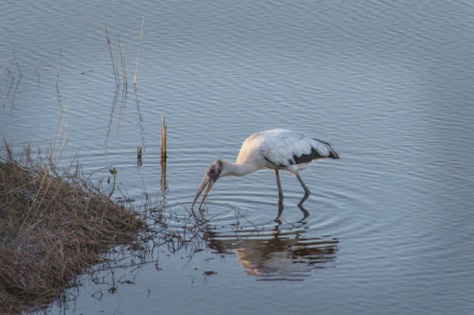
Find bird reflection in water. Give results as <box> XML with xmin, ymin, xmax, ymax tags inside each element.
<box><xmin>203</xmin><ymin>222</ymin><xmax>338</xmax><ymax>281</ymax></box>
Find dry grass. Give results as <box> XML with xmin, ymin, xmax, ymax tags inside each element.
<box><xmin>0</xmin><ymin>145</ymin><xmax>145</xmax><ymax>314</ymax></box>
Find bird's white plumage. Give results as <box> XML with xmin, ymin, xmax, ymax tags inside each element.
<box><xmin>236</xmin><ymin>129</ymin><xmax>333</xmax><ymax>171</ymax></box>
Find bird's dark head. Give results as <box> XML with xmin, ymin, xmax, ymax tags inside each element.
<box><xmin>206</xmin><ymin>160</ymin><xmax>223</xmax><ymax>181</ymax></box>
<box><xmin>191</xmin><ymin>160</ymin><xmax>223</xmax><ymax>209</ymax></box>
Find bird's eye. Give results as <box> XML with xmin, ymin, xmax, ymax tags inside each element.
<box><xmin>208</xmin><ymin>166</ymin><xmax>220</xmax><ymax>176</ymax></box>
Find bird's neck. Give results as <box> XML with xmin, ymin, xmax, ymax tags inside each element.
<box><xmin>220</xmin><ymin>160</ymin><xmax>260</xmax><ymax>177</ymax></box>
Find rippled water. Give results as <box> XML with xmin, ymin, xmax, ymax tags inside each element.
<box><xmin>1</xmin><ymin>1</ymin><xmax>474</xmax><ymax>314</ymax></box>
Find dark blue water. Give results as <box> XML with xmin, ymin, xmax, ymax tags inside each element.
<box><xmin>1</xmin><ymin>1</ymin><xmax>474</xmax><ymax>314</ymax></box>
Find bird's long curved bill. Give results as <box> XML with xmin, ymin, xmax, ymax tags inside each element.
<box><xmin>191</xmin><ymin>174</ymin><xmax>215</xmax><ymax>209</ymax></box>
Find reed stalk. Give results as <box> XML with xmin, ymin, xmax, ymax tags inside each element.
<box><xmin>133</xmin><ymin>14</ymin><xmax>146</xmax><ymax>87</ymax></box>
<box><xmin>118</xmin><ymin>34</ymin><xmax>128</xmax><ymax>92</ymax></box>
<box><xmin>160</xmin><ymin>116</ymin><xmax>167</xmax><ymax>160</ymax></box>
<box><xmin>160</xmin><ymin>116</ymin><xmax>167</xmax><ymax>192</ymax></box>
<box><xmin>104</xmin><ymin>25</ymin><xmax>120</xmax><ymax>86</ymax></box>
<box><xmin>137</xmin><ymin>144</ymin><xmax>142</xmax><ymax>166</ymax></box>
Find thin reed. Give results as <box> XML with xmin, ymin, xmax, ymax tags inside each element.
<box><xmin>104</xmin><ymin>25</ymin><xmax>120</xmax><ymax>86</ymax></box>
<box><xmin>160</xmin><ymin>116</ymin><xmax>167</xmax><ymax>191</ymax></box>
<box><xmin>118</xmin><ymin>33</ymin><xmax>128</xmax><ymax>92</ymax></box>
<box><xmin>160</xmin><ymin>115</ymin><xmax>167</xmax><ymax>159</ymax></box>
<box><xmin>133</xmin><ymin>14</ymin><xmax>146</xmax><ymax>87</ymax></box>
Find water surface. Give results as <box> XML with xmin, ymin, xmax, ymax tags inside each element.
<box><xmin>1</xmin><ymin>1</ymin><xmax>474</xmax><ymax>314</ymax></box>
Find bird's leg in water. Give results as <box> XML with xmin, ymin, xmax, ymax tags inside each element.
<box><xmin>274</xmin><ymin>169</ymin><xmax>284</xmax><ymax>220</ymax></box>
<box><xmin>298</xmin><ymin>204</ymin><xmax>310</xmax><ymax>220</ymax></box>
<box><xmin>296</xmin><ymin>173</ymin><xmax>311</xmax><ymax>206</ymax></box>
<box><xmin>294</xmin><ymin>173</ymin><xmax>310</xmax><ymax>220</ymax></box>
<box><xmin>276</xmin><ymin>197</ymin><xmax>284</xmax><ymax>220</ymax></box>
<box><xmin>274</xmin><ymin>169</ymin><xmax>284</xmax><ymax>199</ymax></box>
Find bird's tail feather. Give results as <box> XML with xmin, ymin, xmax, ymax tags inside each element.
<box><xmin>314</xmin><ymin>138</ymin><xmax>340</xmax><ymax>159</ymax></box>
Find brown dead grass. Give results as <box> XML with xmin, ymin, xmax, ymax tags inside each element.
<box><xmin>0</xmin><ymin>145</ymin><xmax>145</xmax><ymax>314</ymax></box>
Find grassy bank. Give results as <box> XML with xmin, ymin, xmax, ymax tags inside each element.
<box><xmin>0</xmin><ymin>146</ymin><xmax>145</xmax><ymax>314</ymax></box>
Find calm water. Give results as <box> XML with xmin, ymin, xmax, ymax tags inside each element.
<box><xmin>1</xmin><ymin>1</ymin><xmax>474</xmax><ymax>314</ymax></box>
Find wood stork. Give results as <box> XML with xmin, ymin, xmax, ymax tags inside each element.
<box><xmin>192</xmin><ymin>129</ymin><xmax>339</xmax><ymax>216</ymax></box>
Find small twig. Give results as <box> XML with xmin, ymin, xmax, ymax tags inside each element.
<box><xmin>6</xmin><ymin>66</ymin><xmax>14</xmax><ymax>80</ymax></box>
<box><xmin>137</xmin><ymin>144</ymin><xmax>142</xmax><ymax>167</ymax></box>
<box><xmin>134</xmin><ymin>14</ymin><xmax>146</xmax><ymax>87</ymax></box>
<box><xmin>9</xmin><ymin>44</ymin><xmax>23</xmax><ymax>107</ymax></box>
<box><xmin>160</xmin><ymin>116</ymin><xmax>167</xmax><ymax>192</ymax></box>
<box><xmin>56</xmin><ymin>50</ymin><xmax>62</xmax><ymax>85</ymax></box>
<box><xmin>117</xmin><ymin>33</ymin><xmax>128</xmax><ymax>92</ymax></box>
<box><xmin>108</xmin><ymin>167</ymin><xmax>118</xmax><ymax>198</ymax></box>
<box><xmin>12</xmin><ymin>43</ymin><xmax>22</xmax><ymax>79</ymax></box>
<box><xmin>160</xmin><ymin>116</ymin><xmax>167</xmax><ymax>159</ymax></box>
<box><xmin>104</xmin><ymin>25</ymin><xmax>120</xmax><ymax>86</ymax></box>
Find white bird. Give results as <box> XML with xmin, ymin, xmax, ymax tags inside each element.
<box><xmin>192</xmin><ymin>129</ymin><xmax>339</xmax><ymax>215</ymax></box>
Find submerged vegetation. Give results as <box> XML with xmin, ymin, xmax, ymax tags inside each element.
<box><xmin>0</xmin><ymin>145</ymin><xmax>145</xmax><ymax>314</ymax></box>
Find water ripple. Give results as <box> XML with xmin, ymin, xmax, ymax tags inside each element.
<box><xmin>160</xmin><ymin>202</ymin><xmax>341</xmax><ymax>281</ymax></box>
